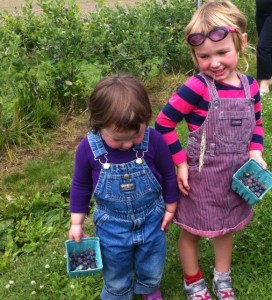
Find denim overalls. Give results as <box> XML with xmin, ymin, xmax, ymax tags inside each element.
<box><xmin>174</xmin><ymin>73</ymin><xmax>254</xmax><ymax>238</ymax></box>
<box><xmin>87</xmin><ymin>127</ymin><xmax>166</xmax><ymax>300</ymax></box>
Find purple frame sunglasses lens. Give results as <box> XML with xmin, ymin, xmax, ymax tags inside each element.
<box><xmin>186</xmin><ymin>26</ymin><xmax>238</xmax><ymax>46</ymax></box>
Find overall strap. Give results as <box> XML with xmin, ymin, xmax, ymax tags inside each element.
<box><xmin>87</xmin><ymin>127</ymin><xmax>150</xmax><ymax>159</ymax></box>
<box><xmin>87</xmin><ymin>131</ymin><xmax>107</xmax><ymax>159</ymax></box>
<box><xmin>199</xmin><ymin>73</ymin><xmax>218</xmax><ymax>101</ymax></box>
<box><xmin>200</xmin><ymin>72</ymin><xmax>252</xmax><ymax>99</ymax></box>
<box><xmin>133</xmin><ymin>126</ymin><xmax>150</xmax><ymax>151</ymax></box>
<box><xmin>237</xmin><ymin>73</ymin><xmax>251</xmax><ymax>99</ymax></box>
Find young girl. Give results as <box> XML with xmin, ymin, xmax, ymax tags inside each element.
<box><xmin>155</xmin><ymin>1</ymin><xmax>267</xmax><ymax>299</ymax></box>
<box><xmin>68</xmin><ymin>74</ymin><xmax>179</xmax><ymax>300</ymax></box>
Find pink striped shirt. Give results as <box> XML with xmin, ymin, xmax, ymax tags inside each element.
<box><xmin>155</xmin><ymin>74</ymin><xmax>264</xmax><ymax>165</ymax></box>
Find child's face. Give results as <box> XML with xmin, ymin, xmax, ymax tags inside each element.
<box><xmin>101</xmin><ymin>123</ymin><xmax>146</xmax><ymax>151</ymax></box>
<box><xmin>194</xmin><ymin>34</ymin><xmax>240</xmax><ymax>84</ymax></box>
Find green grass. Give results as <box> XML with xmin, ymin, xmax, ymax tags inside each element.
<box><xmin>1</xmin><ymin>75</ymin><xmax>272</xmax><ymax>300</ymax></box>
<box><xmin>1</xmin><ymin>150</ymin><xmax>74</xmax><ymax>196</ymax></box>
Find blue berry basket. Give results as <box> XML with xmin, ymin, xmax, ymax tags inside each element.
<box><xmin>65</xmin><ymin>237</ymin><xmax>103</xmax><ymax>278</ymax></box>
<box><xmin>231</xmin><ymin>159</ymin><xmax>272</xmax><ymax>205</ymax></box>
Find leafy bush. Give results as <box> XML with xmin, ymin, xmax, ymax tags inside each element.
<box><xmin>0</xmin><ymin>0</ymin><xmax>256</xmax><ymax>151</ymax></box>
<box><xmin>0</xmin><ymin>0</ymin><xmax>102</xmax><ymax>150</ymax></box>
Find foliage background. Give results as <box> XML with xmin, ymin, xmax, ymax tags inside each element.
<box><xmin>0</xmin><ymin>0</ymin><xmax>256</xmax><ymax>151</ymax></box>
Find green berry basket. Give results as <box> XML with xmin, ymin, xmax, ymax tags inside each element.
<box><xmin>231</xmin><ymin>159</ymin><xmax>272</xmax><ymax>205</ymax></box>
<box><xmin>65</xmin><ymin>237</ymin><xmax>103</xmax><ymax>278</ymax></box>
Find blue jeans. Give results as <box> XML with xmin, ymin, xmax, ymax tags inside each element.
<box><xmin>94</xmin><ymin>200</ymin><xmax>166</xmax><ymax>300</ymax></box>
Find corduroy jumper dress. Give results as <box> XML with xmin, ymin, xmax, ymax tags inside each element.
<box><xmin>174</xmin><ymin>73</ymin><xmax>255</xmax><ymax>238</ymax></box>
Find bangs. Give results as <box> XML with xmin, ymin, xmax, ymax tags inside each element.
<box><xmin>88</xmin><ymin>74</ymin><xmax>152</xmax><ymax>132</ymax></box>
<box><xmin>108</xmin><ymin>90</ymin><xmax>151</xmax><ymax>132</ymax></box>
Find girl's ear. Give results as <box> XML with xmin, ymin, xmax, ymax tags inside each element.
<box><xmin>241</xmin><ymin>33</ymin><xmax>248</xmax><ymax>51</ymax></box>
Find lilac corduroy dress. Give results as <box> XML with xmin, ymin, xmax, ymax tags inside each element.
<box><xmin>174</xmin><ymin>73</ymin><xmax>255</xmax><ymax>238</ymax></box>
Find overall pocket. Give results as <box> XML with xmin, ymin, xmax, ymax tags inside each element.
<box><xmin>215</xmin><ymin>110</ymin><xmax>252</xmax><ymax>143</ymax></box>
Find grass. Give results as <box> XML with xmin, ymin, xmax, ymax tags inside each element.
<box><xmin>1</xmin><ymin>73</ymin><xmax>272</xmax><ymax>299</ymax></box>
<box><xmin>2</xmin><ymin>151</ymin><xmax>74</xmax><ymax>196</ymax></box>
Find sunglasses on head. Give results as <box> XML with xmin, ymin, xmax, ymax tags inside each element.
<box><xmin>186</xmin><ymin>26</ymin><xmax>238</xmax><ymax>46</ymax></box>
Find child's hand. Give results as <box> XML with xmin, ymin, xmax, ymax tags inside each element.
<box><xmin>249</xmin><ymin>150</ymin><xmax>267</xmax><ymax>170</ymax></box>
<box><xmin>177</xmin><ymin>161</ymin><xmax>190</xmax><ymax>196</ymax></box>
<box><xmin>68</xmin><ymin>224</ymin><xmax>89</xmax><ymax>243</ymax></box>
<box><xmin>161</xmin><ymin>211</ymin><xmax>175</xmax><ymax>232</ymax></box>
<box><xmin>161</xmin><ymin>202</ymin><xmax>177</xmax><ymax>232</ymax></box>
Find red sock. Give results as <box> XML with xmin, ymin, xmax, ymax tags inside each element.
<box><xmin>184</xmin><ymin>270</ymin><xmax>203</xmax><ymax>285</ymax></box>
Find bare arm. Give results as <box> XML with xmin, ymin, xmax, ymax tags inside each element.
<box><xmin>68</xmin><ymin>213</ymin><xmax>89</xmax><ymax>243</ymax></box>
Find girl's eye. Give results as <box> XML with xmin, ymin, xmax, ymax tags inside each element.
<box><xmin>218</xmin><ymin>51</ymin><xmax>227</xmax><ymax>56</ymax></box>
<box><xmin>198</xmin><ymin>55</ymin><xmax>209</xmax><ymax>60</ymax></box>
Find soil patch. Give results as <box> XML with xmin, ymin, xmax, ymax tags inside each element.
<box><xmin>0</xmin><ymin>0</ymin><xmax>140</xmax><ymax>15</ymax></box>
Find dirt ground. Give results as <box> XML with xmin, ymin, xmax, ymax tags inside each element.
<box><xmin>0</xmin><ymin>0</ymin><xmax>140</xmax><ymax>14</ymax></box>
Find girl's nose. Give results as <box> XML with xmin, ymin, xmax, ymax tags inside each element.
<box><xmin>211</xmin><ymin>60</ymin><xmax>221</xmax><ymax>68</ymax></box>
<box><xmin>121</xmin><ymin>141</ymin><xmax>133</xmax><ymax>150</ymax></box>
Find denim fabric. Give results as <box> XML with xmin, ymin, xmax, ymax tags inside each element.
<box><xmin>88</xmin><ymin>127</ymin><xmax>166</xmax><ymax>300</ymax></box>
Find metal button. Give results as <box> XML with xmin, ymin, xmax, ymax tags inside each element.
<box><xmin>103</xmin><ymin>163</ymin><xmax>110</xmax><ymax>169</ymax></box>
<box><xmin>136</xmin><ymin>158</ymin><xmax>143</xmax><ymax>165</ymax></box>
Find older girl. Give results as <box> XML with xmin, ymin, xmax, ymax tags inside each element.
<box><xmin>156</xmin><ymin>1</ymin><xmax>266</xmax><ymax>299</ymax></box>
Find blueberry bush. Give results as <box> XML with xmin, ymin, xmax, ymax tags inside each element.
<box><xmin>0</xmin><ymin>0</ymin><xmax>256</xmax><ymax>151</ymax></box>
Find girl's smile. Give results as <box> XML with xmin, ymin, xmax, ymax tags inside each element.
<box><xmin>194</xmin><ymin>34</ymin><xmax>241</xmax><ymax>86</ymax></box>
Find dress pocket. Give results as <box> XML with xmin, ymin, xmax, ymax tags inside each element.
<box><xmin>215</xmin><ymin>110</ymin><xmax>252</xmax><ymax>143</ymax></box>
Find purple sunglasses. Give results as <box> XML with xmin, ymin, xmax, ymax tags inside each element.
<box><xmin>186</xmin><ymin>26</ymin><xmax>238</xmax><ymax>46</ymax></box>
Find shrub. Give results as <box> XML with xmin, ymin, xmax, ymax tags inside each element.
<box><xmin>0</xmin><ymin>0</ymin><xmax>256</xmax><ymax>151</ymax></box>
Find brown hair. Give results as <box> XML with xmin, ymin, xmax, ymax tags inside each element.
<box><xmin>88</xmin><ymin>74</ymin><xmax>152</xmax><ymax>133</ymax></box>
<box><xmin>185</xmin><ymin>0</ymin><xmax>247</xmax><ymax>65</ymax></box>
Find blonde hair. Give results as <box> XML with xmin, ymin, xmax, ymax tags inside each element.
<box><xmin>185</xmin><ymin>0</ymin><xmax>247</xmax><ymax>66</ymax></box>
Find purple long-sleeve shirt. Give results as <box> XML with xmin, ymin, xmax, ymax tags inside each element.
<box><xmin>70</xmin><ymin>128</ymin><xmax>179</xmax><ymax>213</ymax></box>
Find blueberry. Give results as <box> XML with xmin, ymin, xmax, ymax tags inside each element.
<box><xmin>90</xmin><ymin>262</ymin><xmax>97</xmax><ymax>269</ymax></box>
<box><xmin>69</xmin><ymin>248</ymin><xmax>97</xmax><ymax>272</ymax></box>
<box><xmin>239</xmin><ymin>172</ymin><xmax>267</xmax><ymax>198</ymax></box>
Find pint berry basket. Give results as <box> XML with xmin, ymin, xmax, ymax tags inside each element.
<box><xmin>65</xmin><ymin>237</ymin><xmax>103</xmax><ymax>278</ymax></box>
<box><xmin>231</xmin><ymin>159</ymin><xmax>272</xmax><ymax>205</ymax></box>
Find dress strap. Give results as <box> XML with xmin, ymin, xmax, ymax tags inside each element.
<box><xmin>199</xmin><ymin>73</ymin><xmax>218</xmax><ymax>101</ymax></box>
<box><xmin>199</xmin><ymin>72</ymin><xmax>252</xmax><ymax>100</ymax></box>
<box><xmin>237</xmin><ymin>73</ymin><xmax>252</xmax><ymax>99</ymax></box>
